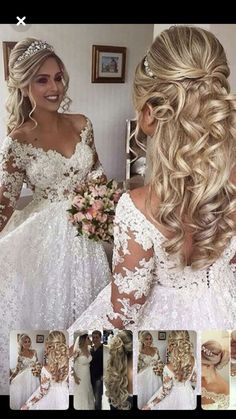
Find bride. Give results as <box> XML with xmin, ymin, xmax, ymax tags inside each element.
<box><xmin>73</xmin><ymin>331</ymin><xmax>95</xmax><ymax>410</ymax></box>
<box><xmin>67</xmin><ymin>26</ymin><xmax>236</xmax><ymax>338</ymax></box>
<box><xmin>0</xmin><ymin>38</ymin><xmax>110</xmax><ymax>394</ymax></box>
<box><xmin>10</xmin><ymin>334</ymin><xmax>40</xmax><ymax>410</ymax></box>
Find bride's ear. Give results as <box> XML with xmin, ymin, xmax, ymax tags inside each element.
<box><xmin>140</xmin><ymin>103</ymin><xmax>157</xmax><ymax>136</ymax></box>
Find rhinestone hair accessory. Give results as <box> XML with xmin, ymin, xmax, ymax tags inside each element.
<box><xmin>144</xmin><ymin>55</ymin><xmax>156</xmax><ymax>79</ymax></box>
<box><xmin>202</xmin><ymin>345</ymin><xmax>214</xmax><ymax>356</ymax></box>
<box><xmin>15</xmin><ymin>40</ymin><xmax>54</xmax><ymax>65</ymax></box>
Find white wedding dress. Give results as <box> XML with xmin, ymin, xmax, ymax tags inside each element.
<box><xmin>0</xmin><ymin>117</ymin><xmax>111</xmax><ymax>394</ymax></box>
<box><xmin>10</xmin><ymin>353</ymin><xmax>40</xmax><ymax>410</ymax></box>
<box><xmin>67</xmin><ymin>191</ymin><xmax>236</xmax><ymax>337</ymax></box>
<box><xmin>25</xmin><ymin>366</ymin><xmax>69</xmax><ymax>410</ymax></box>
<box><xmin>146</xmin><ymin>362</ymin><xmax>197</xmax><ymax>410</ymax></box>
<box><xmin>73</xmin><ymin>351</ymin><xmax>94</xmax><ymax>410</ymax></box>
<box><xmin>137</xmin><ymin>349</ymin><xmax>163</xmax><ymax>409</ymax></box>
<box><xmin>201</xmin><ymin>387</ymin><xmax>230</xmax><ymax>410</ymax></box>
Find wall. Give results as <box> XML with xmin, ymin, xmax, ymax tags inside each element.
<box><xmin>0</xmin><ymin>24</ymin><xmax>154</xmax><ymax>181</ymax></box>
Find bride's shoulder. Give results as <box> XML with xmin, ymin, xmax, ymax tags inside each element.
<box><xmin>129</xmin><ymin>185</ymin><xmax>149</xmax><ymax>211</ymax></box>
<box><xmin>63</xmin><ymin>113</ymin><xmax>91</xmax><ymax>132</ymax></box>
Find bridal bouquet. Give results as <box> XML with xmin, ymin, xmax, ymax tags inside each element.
<box><xmin>68</xmin><ymin>179</ymin><xmax>123</xmax><ymax>243</ymax></box>
<box><xmin>31</xmin><ymin>362</ymin><xmax>42</xmax><ymax>377</ymax></box>
<box><xmin>152</xmin><ymin>359</ymin><xmax>164</xmax><ymax>376</ymax></box>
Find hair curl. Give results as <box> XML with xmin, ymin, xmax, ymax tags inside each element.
<box><xmin>6</xmin><ymin>37</ymin><xmax>72</xmax><ymax>134</ymax></box>
<box><xmin>201</xmin><ymin>339</ymin><xmax>229</xmax><ymax>369</ymax></box>
<box><xmin>104</xmin><ymin>330</ymin><xmax>133</xmax><ymax>410</ymax></box>
<box><xmin>167</xmin><ymin>330</ymin><xmax>194</xmax><ymax>381</ymax></box>
<box><xmin>45</xmin><ymin>331</ymin><xmax>69</xmax><ymax>382</ymax></box>
<box><xmin>133</xmin><ymin>25</ymin><xmax>236</xmax><ymax>269</ymax></box>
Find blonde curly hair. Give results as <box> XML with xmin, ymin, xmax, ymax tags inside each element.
<box><xmin>167</xmin><ymin>330</ymin><xmax>194</xmax><ymax>382</ymax></box>
<box><xmin>104</xmin><ymin>330</ymin><xmax>132</xmax><ymax>410</ymax></box>
<box><xmin>18</xmin><ymin>333</ymin><xmax>31</xmax><ymax>354</ymax></box>
<box><xmin>45</xmin><ymin>331</ymin><xmax>69</xmax><ymax>382</ymax></box>
<box><xmin>138</xmin><ymin>330</ymin><xmax>153</xmax><ymax>350</ymax></box>
<box><xmin>201</xmin><ymin>340</ymin><xmax>229</xmax><ymax>369</ymax></box>
<box><xmin>6</xmin><ymin>37</ymin><xmax>72</xmax><ymax>134</ymax></box>
<box><xmin>133</xmin><ymin>26</ymin><xmax>236</xmax><ymax>270</ymax></box>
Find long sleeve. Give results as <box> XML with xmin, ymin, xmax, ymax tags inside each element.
<box><xmin>25</xmin><ymin>367</ymin><xmax>50</xmax><ymax>408</ymax></box>
<box><xmin>82</xmin><ymin>118</ymin><xmax>106</xmax><ymax>181</ymax></box>
<box><xmin>108</xmin><ymin>193</ymin><xmax>155</xmax><ymax>328</ymax></box>
<box><xmin>147</xmin><ymin>366</ymin><xmax>174</xmax><ymax>408</ymax></box>
<box><xmin>0</xmin><ymin>138</ymin><xmax>25</xmax><ymax>232</ymax></box>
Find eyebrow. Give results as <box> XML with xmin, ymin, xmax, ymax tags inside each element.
<box><xmin>34</xmin><ymin>71</ymin><xmax>63</xmax><ymax>78</ymax></box>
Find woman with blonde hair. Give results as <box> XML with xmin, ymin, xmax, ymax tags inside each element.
<box><xmin>0</xmin><ymin>37</ymin><xmax>111</xmax><ymax>394</ymax></box>
<box><xmin>142</xmin><ymin>330</ymin><xmax>197</xmax><ymax>410</ymax></box>
<box><xmin>73</xmin><ymin>331</ymin><xmax>95</xmax><ymax>410</ymax></box>
<box><xmin>201</xmin><ymin>340</ymin><xmax>230</xmax><ymax>410</ymax></box>
<box><xmin>21</xmin><ymin>331</ymin><xmax>69</xmax><ymax>410</ymax></box>
<box><xmin>67</xmin><ymin>25</ymin><xmax>236</xmax><ymax>337</ymax></box>
<box><xmin>104</xmin><ymin>330</ymin><xmax>133</xmax><ymax>410</ymax></box>
<box><xmin>10</xmin><ymin>333</ymin><xmax>40</xmax><ymax>409</ymax></box>
<box><xmin>137</xmin><ymin>331</ymin><xmax>163</xmax><ymax>409</ymax></box>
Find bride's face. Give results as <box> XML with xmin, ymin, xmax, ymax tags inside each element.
<box><xmin>144</xmin><ymin>334</ymin><xmax>153</xmax><ymax>347</ymax></box>
<box><xmin>22</xmin><ymin>336</ymin><xmax>31</xmax><ymax>349</ymax></box>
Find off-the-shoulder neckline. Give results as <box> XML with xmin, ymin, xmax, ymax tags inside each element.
<box><xmin>6</xmin><ymin>117</ymin><xmax>91</xmax><ymax>160</ymax></box>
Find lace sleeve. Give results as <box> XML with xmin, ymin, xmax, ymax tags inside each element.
<box><xmin>82</xmin><ymin>118</ymin><xmax>106</xmax><ymax>181</ymax></box>
<box><xmin>0</xmin><ymin>138</ymin><xmax>25</xmax><ymax>232</ymax></box>
<box><xmin>25</xmin><ymin>368</ymin><xmax>50</xmax><ymax>408</ymax></box>
<box><xmin>11</xmin><ymin>356</ymin><xmax>24</xmax><ymax>379</ymax></box>
<box><xmin>147</xmin><ymin>366</ymin><xmax>173</xmax><ymax>408</ymax></box>
<box><xmin>108</xmin><ymin>193</ymin><xmax>155</xmax><ymax>328</ymax></box>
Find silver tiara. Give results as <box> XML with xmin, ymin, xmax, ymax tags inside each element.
<box><xmin>202</xmin><ymin>345</ymin><xmax>214</xmax><ymax>357</ymax></box>
<box><xmin>144</xmin><ymin>55</ymin><xmax>156</xmax><ymax>79</ymax></box>
<box><xmin>15</xmin><ymin>40</ymin><xmax>54</xmax><ymax>65</ymax></box>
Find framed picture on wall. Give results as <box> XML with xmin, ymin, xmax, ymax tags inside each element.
<box><xmin>36</xmin><ymin>334</ymin><xmax>44</xmax><ymax>343</ymax></box>
<box><xmin>92</xmin><ymin>45</ymin><xmax>126</xmax><ymax>83</ymax></box>
<box><xmin>158</xmin><ymin>331</ymin><xmax>166</xmax><ymax>340</ymax></box>
<box><xmin>2</xmin><ymin>41</ymin><xmax>17</xmax><ymax>80</ymax></box>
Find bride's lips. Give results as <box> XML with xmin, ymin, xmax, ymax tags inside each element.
<box><xmin>44</xmin><ymin>95</ymin><xmax>60</xmax><ymax>103</ymax></box>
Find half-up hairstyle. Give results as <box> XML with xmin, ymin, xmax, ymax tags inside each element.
<box><xmin>202</xmin><ymin>339</ymin><xmax>229</xmax><ymax>369</ymax></box>
<box><xmin>133</xmin><ymin>25</ymin><xmax>236</xmax><ymax>269</ymax></box>
<box><xmin>167</xmin><ymin>330</ymin><xmax>194</xmax><ymax>381</ymax></box>
<box><xmin>45</xmin><ymin>331</ymin><xmax>69</xmax><ymax>382</ymax></box>
<box><xmin>104</xmin><ymin>330</ymin><xmax>133</xmax><ymax>410</ymax></box>
<box><xmin>6</xmin><ymin>37</ymin><xmax>72</xmax><ymax>134</ymax></box>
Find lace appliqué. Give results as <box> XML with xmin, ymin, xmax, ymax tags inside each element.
<box><xmin>201</xmin><ymin>387</ymin><xmax>230</xmax><ymax>409</ymax></box>
<box><xmin>26</xmin><ymin>369</ymin><xmax>50</xmax><ymax>408</ymax></box>
<box><xmin>148</xmin><ymin>368</ymin><xmax>173</xmax><ymax>408</ymax></box>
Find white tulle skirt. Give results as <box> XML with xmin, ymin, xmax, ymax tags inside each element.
<box><xmin>73</xmin><ymin>363</ymin><xmax>95</xmax><ymax>410</ymax></box>
<box><xmin>10</xmin><ymin>368</ymin><xmax>40</xmax><ymax>410</ymax></box>
<box><xmin>149</xmin><ymin>383</ymin><xmax>196</xmax><ymax>410</ymax></box>
<box><xmin>137</xmin><ymin>366</ymin><xmax>162</xmax><ymax>409</ymax></box>
<box><xmin>0</xmin><ymin>199</ymin><xmax>111</xmax><ymax>395</ymax></box>
<box><xmin>29</xmin><ymin>382</ymin><xmax>69</xmax><ymax>410</ymax></box>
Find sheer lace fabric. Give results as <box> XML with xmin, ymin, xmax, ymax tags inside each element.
<box><xmin>0</xmin><ymin>117</ymin><xmax>111</xmax><ymax>395</ymax></box>
<box><xmin>25</xmin><ymin>367</ymin><xmax>69</xmax><ymax>410</ymax></box>
<box><xmin>67</xmin><ymin>192</ymin><xmax>236</xmax><ymax>337</ymax></box>
<box><xmin>147</xmin><ymin>362</ymin><xmax>197</xmax><ymax>410</ymax></box>
<box><xmin>201</xmin><ymin>387</ymin><xmax>230</xmax><ymax>410</ymax></box>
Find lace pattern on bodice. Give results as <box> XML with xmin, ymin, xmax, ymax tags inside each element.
<box><xmin>108</xmin><ymin>193</ymin><xmax>236</xmax><ymax>328</ymax></box>
<box><xmin>201</xmin><ymin>387</ymin><xmax>230</xmax><ymax>409</ymax></box>
<box><xmin>138</xmin><ymin>350</ymin><xmax>160</xmax><ymax>372</ymax></box>
<box><xmin>16</xmin><ymin>353</ymin><xmax>37</xmax><ymax>372</ymax></box>
<box><xmin>0</xmin><ymin>118</ymin><xmax>104</xmax><ymax>231</ymax></box>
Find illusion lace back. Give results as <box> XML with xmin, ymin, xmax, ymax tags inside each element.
<box><xmin>146</xmin><ymin>362</ymin><xmax>197</xmax><ymax>410</ymax></box>
<box><xmin>201</xmin><ymin>387</ymin><xmax>230</xmax><ymax>410</ymax></box>
<box><xmin>68</xmin><ymin>191</ymin><xmax>236</xmax><ymax>338</ymax></box>
<box><xmin>0</xmin><ymin>117</ymin><xmax>111</xmax><ymax>395</ymax></box>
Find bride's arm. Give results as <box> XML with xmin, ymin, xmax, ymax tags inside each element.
<box><xmin>142</xmin><ymin>366</ymin><xmax>173</xmax><ymax>409</ymax></box>
<box><xmin>21</xmin><ymin>368</ymin><xmax>50</xmax><ymax>409</ymax></box>
<box><xmin>107</xmin><ymin>195</ymin><xmax>155</xmax><ymax>328</ymax></box>
<box><xmin>0</xmin><ymin>138</ymin><xmax>25</xmax><ymax>232</ymax></box>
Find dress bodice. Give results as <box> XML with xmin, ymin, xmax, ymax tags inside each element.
<box><xmin>201</xmin><ymin>387</ymin><xmax>230</xmax><ymax>410</ymax></box>
<box><xmin>17</xmin><ymin>353</ymin><xmax>37</xmax><ymax>371</ymax></box>
<box><xmin>138</xmin><ymin>350</ymin><xmax>160</xmax><ymax>371</ymax></box>
<box><xmin>0</xmin><ymin>117</ymin><xmax>104</xmax><ymax>231</ymax></box>
<box><xmin>75</xmin><ymin>354</ymin><xmax>92</xmax><ymax>366</ymax></box>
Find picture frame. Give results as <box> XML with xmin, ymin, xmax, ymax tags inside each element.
<box><xmin>36</xmin><ymin>334</ymin><xmax>44</xmax><ymax>344</ymax></box>
<box><xmin>158</xmin><ymin>331</ymin><xmax>166</xmax><ymax>340</ymax></box>
<box><xmin>92</xmin><ymin>45</ymin><xmax>126</xmax><ymax>83</ymax></box>
<box><xmin>2</xmin><ymin>41</ymin><xmax>17</xmax><ymax>80</ymax></box>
